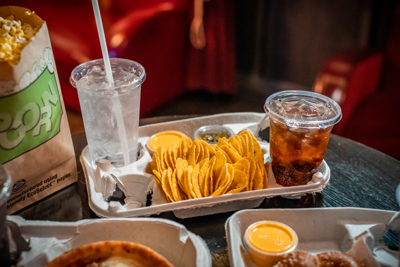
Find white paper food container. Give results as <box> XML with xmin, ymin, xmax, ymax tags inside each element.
<box><xmin>8</xmin><ymin>215</ymin><xmax>211</xmax><ymax>267</ymax></box>
<box><xmin>225</xmin><ymin>207</ymin><xmax>400</xmax><ymax>267</ymax></box>
<box><xmin>81</xmin><ymin>113</ymin><xmax>331</xmax><ymax>219</ymax></box>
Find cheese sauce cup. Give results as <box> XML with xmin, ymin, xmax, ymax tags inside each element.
<box><xmin>243</xmin><ymin>221</ymin><xmax>298</xmax><ymax>267</ymax></box>
<box><xmin>147</xmin><ymin>131</ymin><xmax>187</xmax><ymax>154</ymax></box>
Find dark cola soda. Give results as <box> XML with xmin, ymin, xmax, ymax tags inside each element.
<box><xmin>270</xmin><ymin>118</ymin><xmax>333</xmax><ymax>186</ymax></box>
<box><xmin>265</xmin><ymin>91</ymin><xmax>342</xmax><ymax>186</ymax></box>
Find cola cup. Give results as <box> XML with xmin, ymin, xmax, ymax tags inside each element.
<box><xmin>265</xmin><ymin>91</ymin><xmax>342</xmax><ymax>186</ymax></box>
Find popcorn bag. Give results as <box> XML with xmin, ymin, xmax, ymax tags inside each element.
<box><xmin>0</xmin><ymin>6</ymin><xmax>77</xmax><ymax>214</ymax></box>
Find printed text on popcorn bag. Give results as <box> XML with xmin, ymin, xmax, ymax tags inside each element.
<box><xmin>0</xmin><ymin>67</ymin><xmax>62</xmax><ymax>164</ymax></box>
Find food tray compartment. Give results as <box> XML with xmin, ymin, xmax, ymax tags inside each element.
<box><xmin>8</xmin><ymin>215</ymin><xmax>212</xmax><ymax>267</ymax></box>
<box><xmin>81</xmin><ymin>113</ymin><xmax>331</xmax><ymax>218</ymax></box>
<box><xmin>225</xmin><ymin>208</ymin><xmax>399</xmax><ymax>267</ymax></box>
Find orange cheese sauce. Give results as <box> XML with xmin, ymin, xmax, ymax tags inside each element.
<box><xmin>148</xmin><ymin>131</ymin><xmax>185</xmax><ymax>150</ymax></box>
<box><xmin>247</xmin><ymin>222</ymin><xmax>295</xmax><ymax>253</ymax></box>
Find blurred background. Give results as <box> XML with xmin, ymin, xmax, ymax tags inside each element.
<box><xmin>4</xmin><ymin>0</ymin><xmax>400</xmax><ymax>160</ymax></box>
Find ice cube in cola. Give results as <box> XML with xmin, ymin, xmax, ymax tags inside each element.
<box><xmin>265</xmin><ymin>91</ymin><xmax>342</xmax><ymax>186</ymax></box>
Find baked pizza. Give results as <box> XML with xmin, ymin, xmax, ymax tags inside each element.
<box><xmin>45</xmin><ymin>240</ymin><xmax>174</xmax><ymax>267</ymax></box>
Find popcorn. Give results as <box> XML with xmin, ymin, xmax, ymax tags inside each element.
<box><xmin>0</xmin><ymin>14</ymin><xmax>40</xmax><ymax>66</ymax></box>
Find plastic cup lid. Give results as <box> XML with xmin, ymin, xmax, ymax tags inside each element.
<box><xmin>265</xmin><ymin>90</ymin><xmax>342</xmax><ymax>128</ymax></box>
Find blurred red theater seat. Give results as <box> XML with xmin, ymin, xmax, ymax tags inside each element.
<box><xmin>314</xmin><ymin>4</ymin><xmax>400</xmax><ymax>160</ymax></box>
<box><xmin>2</xmin><ymin>0</ymin><xmax>236</xmax><ymax>116</ymax></box>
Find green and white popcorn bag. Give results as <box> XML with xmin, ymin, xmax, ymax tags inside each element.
<box><xmin>0</xmin><ymin>6</ymin><xmax>77</xmax><ymax>214</ymax></box>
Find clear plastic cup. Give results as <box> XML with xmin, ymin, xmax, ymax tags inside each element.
<box><xmin>70</xmin><ymin>58</ymin><xmax>146</xmax><ymax>167</ymax></box>
<box><xmin>265</xmin><ymin>90</ymin><xmax>342</xmax><ymax>186</ymax></box>
<box><xmin>0</xmin><ymin>164</ymin><xmax>12</xmax><ymax>265</ymax></box>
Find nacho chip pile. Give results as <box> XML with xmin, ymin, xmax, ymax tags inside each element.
<box><xmin>150</xmin><ymin>130</ymin><xmax>268</xmax><ymax>202</ymax></box>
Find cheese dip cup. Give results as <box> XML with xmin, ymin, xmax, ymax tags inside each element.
<box><xmin>147</xmin><ymin>131</ymin><xmax>187</xmax><ymax>154</ymax></box>
<box><xmin>243</xmin><ymin>221</ymin><xmax>298</xmax><ymax>267</ymax></box>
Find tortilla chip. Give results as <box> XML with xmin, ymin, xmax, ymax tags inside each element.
<box><xmin>213</xmin><ymin>151</ymin><xmax>227</xmax><ymax>189</ymax></box>
<box><xmin>150</xmin><ymin>157</ymin><xmax>157</xmax><ymax>172</ymax></box>
<box><xmin>198</xmin><ymin>139</ymin><xmax>215</xmax><ymax>158</ymax></box>
<box><xmin>167</xmin><ymin>146</ymin><xmax>176</xmax><ymax>169</ymax></box>
<box><xmin>188</xmin><ymin>140</ymin><xmax>202</xmax><ymax>167</ymax></box>
<box><xmin>247</xmin><ymin>157</ymin><xmax>256</xmax><ymax>191</ymax></box>
<box><xmin>206</xmin><ymin>144</ymin><xmax>216</xmax><ymax>158</ymax></box>
<box><xmin>195</xmin><ymin>139</ymin><xmax>206</xmax><ymax>163</ymax></box>
<box><xmin>152</xmin><ymin>170</ymin><xmax>162</xmax><ymax>192</ymax></box>
<box><xmin>219</xmin><ymin>145</ymin><xmax>242</xmax><ymax>163</ymax></box>
<box><xmin>255</xmin><ymin>154</ymin><xmax>267</xmax><ymax>189</ymax></box>
<box><xmin>222</xmin><ymin>164</ymin><xmax>235</xmax><ymax>194</ymax></box>
<box><xmin>198</xmin><ymin>158</ymin><xmax>210</xmax><ymax>196</ymax></box>
<box><xmin>170</xmin><ymin>167</ymin><xmax>186</xmax><ymax>201</ymax></box>
<box><xmin>240</xmin><ymin>130</ymin><xmax>262</xmax><ymax>156</ymax></box>
<box><xmin>204</xmin><ymin>157</ymin><xmax>216</xmax><ymax>197</ymax></box>
<box><xmin>185</xmin><ymin>166</ymin><xmax>194</xmax><ymax>199</ymax></box>
<box><xmin>239</xmin><ymin>134</ymin><xmax>250</xmax><ymax>157</ymax></box>
<box><xmin>229</xmin><ymin>135</ymin><xmax>243</xmax><ymax>156</ymax></box>
<box><xmin>161</xmin><ymin>168</ymin><xmax>174</xmax><ymax>202</ymax></box>
<box><xmin>191</xmin><ymin>163</ymin><xmax>203</xmax><ymax>198</ymax></box>
<box><xmin>159</xmin><ymin>147</ymin><xmax>170</xmax><ymax>171</ymax></box>
<box><xmin>176</xmin><ymin>158</ymin><xmax>187</xmax><ymax>194</ymax></box>
<box><xmin>252</xmin><ymin>161</ymin><xmax>264</xmax><ymax>190</ymax></box>
<box><xmin>226</xmin><ymin>168</ymin><xmax>248</xmax><ymax>194</ymax></box>
<box><xmin>152</xmin><ymin>149</ymin><xmax>161</xmax><ymax>173</ymax></box>
<box><xmin>211</xmin><ymin>163</ymin><xmax>230</xmax><ymax>196</ymax></box>
<box><xmin>214</xmin><ymin>146</ymin><xmax>233</xmax><ymax>164</ymax></box>
<box><xmin>178</xmin><ymin>136</ymin><xmax>193</xmax><ymax>159</ymax></box>
<box><xmin>217</xmin><ymin>137</ymin><xmax>230</xmax><ymax>147</ymax></box>
<box><xmin>233</xmin><ymin>158</ymin><xmax>250</xmax><ymax>191</ymax></box>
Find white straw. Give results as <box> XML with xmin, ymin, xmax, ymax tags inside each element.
<box><xmin>91</xmin><ymin>0</ymin><xmax>131</xmax><ymax>166</ymax></box>
<box><xmin>91</xmin><ymin>0</ymin><xmax>113</xmax><ymax>85</ymax></box>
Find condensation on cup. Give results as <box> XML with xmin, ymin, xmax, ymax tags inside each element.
<box><xmin>70</xmin><ymin>58</ymin><xmax>146</xmax><ymax>167</ymax></box>
<box><xmin>0</xmin><ymin>164</ymin><xmax>12</xmax><ymax>265</ymax></box>
<box><xmin>265</xmin><ymin>90</ymin><xmax>342</xmax><ymax>186</ymax></box>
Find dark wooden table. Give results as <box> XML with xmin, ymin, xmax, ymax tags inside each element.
<box><xmin>13</xmin><ymin>115</ymin><xmax>400</xmax><ymax>266</ymax></box>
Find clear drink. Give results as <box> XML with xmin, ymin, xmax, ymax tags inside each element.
<box><xmin>70</xmin><ymin>58</ymin><xmax>146</xmax><ymax>167</ymax></box>
<box><xmin>265</xmin><ymin>91</ymin><xmax>342</xmax><ymax>186</ymax></box>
